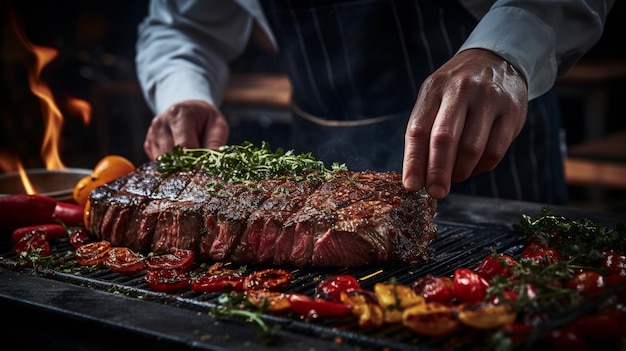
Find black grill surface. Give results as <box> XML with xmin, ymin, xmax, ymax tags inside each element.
<box><xmin>1</xmin><ymin>194</ymin><xmax>623</xmax><ymax>351</ymax></box>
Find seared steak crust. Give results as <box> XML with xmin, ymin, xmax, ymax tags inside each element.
<box><xmin>88</xmin><ymin>163</ymin><xmax>438</xmax><ymax>267</ymax></box>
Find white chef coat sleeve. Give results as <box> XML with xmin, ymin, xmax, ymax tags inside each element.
<box><xmin>135</xmin><ymin>0</ymin><xmax>254</xmax><ymax>114</ymax></box>
<box><xmin>458</xmin><ymin>0</ymin><xmax>614</xmax><ymax>100</ymax></box>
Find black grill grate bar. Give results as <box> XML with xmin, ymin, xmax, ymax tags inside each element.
<box><xmin>0</xmin><ymin>221</ymin><xmax>526</xmax><ymax>351</ymax></box>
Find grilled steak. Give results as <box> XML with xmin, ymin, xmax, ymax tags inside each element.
<box><xmin>87</xmin><ymin>162</ymin><xmax>438</xmax><ymax>267</ymax></box>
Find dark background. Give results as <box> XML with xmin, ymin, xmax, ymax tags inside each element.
<box><xmin>1</xmin><ymin>0</ymin><xmax>625</xmax><ymax>210</ymax></box>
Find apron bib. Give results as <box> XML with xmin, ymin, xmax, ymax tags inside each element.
<box><xmin>260</xmin><ymin>0</ymin><xmax>567</xmax><ymax>204</ymax></box>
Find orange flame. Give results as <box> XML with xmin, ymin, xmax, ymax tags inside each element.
<box><xmin>17</xmin><ymin>161</ymin><xmax>36</xmax><ymax>194</ymax></box>
<box><xmin>1</xmin><ymin>5</ymin><xmax>93</xmax><ymax>195</ymax></box>
<box><xmin>27</xmin><ymin>44</ymin><xmax>67</xmax><ymax>170</ymax></box>
<box><xmin>10</xmin><ymin>7</ymin><xmax>92</xmax><ymax>171</ymax></box>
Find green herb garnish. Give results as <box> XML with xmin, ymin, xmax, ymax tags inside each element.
<box><xmin>157</xmin><ymin>141</ymin><xmax>347</xmax><ymax>182</ymax></box>
<box><xmin>210</xmin><ymin>292</ymin><xmax>279</xmax><ymax>344</ymax></box>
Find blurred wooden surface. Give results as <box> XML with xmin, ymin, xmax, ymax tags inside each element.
<box><xmin>565</xmin><ymin>131</ymin><xmax>626</xmax><ymax>189</ymax></box>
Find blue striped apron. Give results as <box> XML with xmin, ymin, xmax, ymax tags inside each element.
<box><xmin>261</xmin><ymin>0</ymin><xmax>568</xmax><ymax>204</ymax></box>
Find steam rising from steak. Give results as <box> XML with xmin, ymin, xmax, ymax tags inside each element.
<box><xmin>87</xmin><ymin>162</ymin><xmax>438</xmax><ymax>267</ymax></box>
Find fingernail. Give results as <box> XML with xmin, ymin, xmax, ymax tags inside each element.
<box><xmin>403</xmin><ymin>175</ymin><xmax>421</xmax><ymax>191</ymax></box>
<box><xmin>426</xmin><ymin>184</ymin><xmax>447</xmax><ymax>199</ymax></box>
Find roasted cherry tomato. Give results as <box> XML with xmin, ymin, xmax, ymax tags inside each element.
<box><xmin>474</xmin><ymin>252</ymin><xmax>517</xmax><ymax>281</ymax></box>
<box><xmin>564</xmin><ymin>270</ymin><xmax>605</xmax><ymax>296</ymax></box>
<box><xmin>73</xmin><ymin>155</ymin><xmax>135</xmax><ymax>206</ymax></box>
<box><xmin>402</xmin><ymin>302</ymin><xmax>459</xmax><ymax>337</ymax></box>
<box><xmin>75</xmin><ymin>240</ymin><xmax>112</xmax><ymax>266</ymax></box>
<box><xmin>12</xmin><ymin>230</ymin><xmax>51</xmax><ymax>257</ymax></box>
<box><xmin>568</xmin><ymin>309</ymin><xmax>625</xmax><ymax>342</ymax></box>
<box><xmin>601</xmin><ymin>250</ymin><xmax>626</xmax><ymax>276</ymax></box>
<box><xmin>245</xmin><ymin>289</ymin><xmax>291</xmax><ymax>312</ymax></box>
<box><xmin>191</xmin><ymin>271</ymin><xmax>245</xmax><ymax>293</ymax></box>
<box><xmin>144</xmin><ymin>268</ymin><xmax>191</xmax><ymax>292</ymax></box>
<box><xmin>12</xmin><ymin>224</ymin><xmax>66</xmax><ymax>242</ymax></box>
<box><xmin>520</xmin><ymin>242</ymin><xmax>564</xmax><ymax>265</ymax></box>
<box><xmin>314</xmin><ymin>274</ymin><xmax>361</xmax><ymax>302</ymax></box>
<box><xmin>104</xmin><ymin>247</ymin><xmax>145</xmax><ymax>274</ymax></box>
<box><xmin>145</xmin><ymin>248</ymin><xmax>194</xmax><ymax>273</ymax></box>
<box><xmin>453</xmin><ymin>268</ymin><xmax>490</xmax><ymax>304</ymax></box>
<box><xmin>69</xmin><ymin>226</ymin><xmax>91</xmax><ymax>248</ymax></box>
<box><xmin>410</xmin><ymin>274</ymin><xmax>456</xmax><ymax>304</ymax></box>
<box><xmin>243</xmin><ymin>268</ymin><xmax>291</xmax><ymax>291</ymax></box>
<box><xmin>287</xmin><ymin>293</ymin><xmax>352</xmax><ymax>319</ymax></box>
<box><xmin>549</xmin><ymin>326</ymin><xmax>589</xmax><ymax>351</ymax></box>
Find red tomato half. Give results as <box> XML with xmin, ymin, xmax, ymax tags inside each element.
<box><xmin>145</xmin><ymin>248</ymin><xmax>194</xmax><ymax>272</ymax></box>
<box><xmin>75</xmin><ymin>241</ymin><xmax>112</xmax><ymax>266</ymax></box>
<box><xmin>521</xmin><ymin>243</ymin><xmax>564</xmax><ymax>265</ymax></box>
<box><xmin>104</xmin><ymin>247</ymin><xmax>145</xmax><ymax>274</ymax></box>
<box><xmin>314</xmin><ymin>275</ymin><xmax>361</xmax><ymax>302</ymax></box>
<box><xmin>243</xmin><ymin>269</ymin><xmax>291</xmax><ymax>291</ymax></box>
<box><xmin>453</xmin><ymin>268</ymin><xmax>490</xmax><ymax>304</ymax></box>
<box><xmin>564</xmin><ymin>271</ymin><xmax>605</xmax><ymax>296</ymax></box>
<box><xmin>474</xmin><ymin>253</ymin><xmax>517</xmax><ymax>281</ymax></box>
<box><xmin>12</xmin><ymin>230</ymin><xmax>51</xmax><ymax>257</ymax></box>
<box><xmin>145</xmin><ymin>269</ymin><xmax>191</xmax><ymax>292</ymax></box>
<box><xmin>410</xmin><ymin>274</ymin><xmax>456</xmax><ymax>304</ymax></box>
<box><xmin>69</xmin><ymin>227</ymin><xmax>91</xmax><ymax>248</ymax></box>
<box><xmin>602</xmin><ymin>250</ymin><xmax>626</xmax><ymax>276</ymax></box>
<box><xmin>191</xmin><ymin>271</ymin><xmax>245</xmax><ymax>293</ymax></box>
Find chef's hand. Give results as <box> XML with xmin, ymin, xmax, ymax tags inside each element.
<box><xmin>402</xmin><ymin>48</ymin><xmax>528</xmax><ymax>199</ymax></box>
<box><xmin>143</xmin><ymin>100</ymin><xmax>230</xmax><ymax>161</ymax></box>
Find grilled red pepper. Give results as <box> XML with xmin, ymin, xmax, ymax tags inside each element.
<box><xmin>287</xmin><ymin>293</ymin><xmax>352</xmax><ymax>318</ymax></box>
<box><xmin>0</xmin><ymin>194</ymin><xmax>57</xmax><ymax>233</ymax></box>
<box><xmin>11</xmin><ymin>223</ymin><xmax>67</xmax><ymax>242</ymax></box>
<box><xmin>314</xmin><ymin>274</ymin><xmax>361</xmax><ymax>302</ymax></box>
<box><xmin>52</xmin><ymin>201</ymin><xmax>85</xmax><ymax>226</ymax></box>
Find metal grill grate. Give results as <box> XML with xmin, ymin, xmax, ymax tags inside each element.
<box><xmin>0</xmin><ymin>219</ymin><xmax>526</xmax><ymax>350</ymax></box>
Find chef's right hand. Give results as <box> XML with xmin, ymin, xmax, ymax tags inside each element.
<box><xmin>143</xmin><ymin>100</ymin><xmax>230</xmax><ymax>161</ymax></box>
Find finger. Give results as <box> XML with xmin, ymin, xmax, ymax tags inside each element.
<box><xmin>144</xmin><ymin>118</ymin><xmax>173</xmax><ymax>161</ymax></box>
<box><xmin>403</xmin><ymin>84</ymin><xmax>441</xmax><ymax>192</ymax></box>
<box><xmin>450</xmin><ymin>106</ymin><xmax>494</xmax><ymax>182</ymax></box>
<box><xmin>425</xmin><ymin>97</ymin><xmax>467</xmax><ymax>199</ymax></box>
<box><xmin>201</xmin><ymin>111</ymin><xmax>230</xmax><ymax>150</ymax></box>
<box><xmin>473</xmin><ymin>114</ymin><xmax>520</xmax><ymax>174</ymax></box>
<box><xmin>169</xmin><ymin>110</ymin><xmax>201</xmax><ymax>149</ymax></box>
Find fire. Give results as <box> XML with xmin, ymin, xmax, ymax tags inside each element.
<box><xmin>1</xmin><ymin>5</ymin><xmax>92</xmax><ymax>194</ymax></box>
<box><xmin>17</xmin><ymin>162</ymin><xmax>36</xmax><ymax>194</ymax></box>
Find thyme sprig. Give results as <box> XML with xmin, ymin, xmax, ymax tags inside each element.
<box><xmin>487</xmin><ymin>207</ymin><xmax>626</xmax><ymax>315</ymax></box>
<box><xmin>210</xmin><ymin>292</ymin><xmax>279</xmax><ymax>344</ymax></box>
<box><xmin>157</xmin><ymin>141</ymin><xmax>347</xmax><ymax>182</ymax></box>
<box><xmin>514</xmin><ymin>207</ymin><xmax>626</xmax><ymax>266</ymax></box>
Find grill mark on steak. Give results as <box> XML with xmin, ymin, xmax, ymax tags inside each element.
<box><xmin>148</xmin><ymin>171</ymin><xmax>195</xmax><ymax>253</ymax></box>
<box><xmin>88</xmin><ymin>163</ymin><xmax>162</xmax><ymax>243</ymax></box>
<box><xmin>88</xmin><ymin>162</ymin><xmax>438</xmax><ymax>267</ymax></box>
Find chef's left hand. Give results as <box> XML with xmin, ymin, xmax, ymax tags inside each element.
<box><xmin>402</xmin><ymin>48</ymin><xmax>528</xmax><ymax>199</ymax></box>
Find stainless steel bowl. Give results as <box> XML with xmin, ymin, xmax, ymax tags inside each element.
<box><xmin>0</xmin><ymin>168</ymin><xmax>92</xmax><ymax>202</ymax></box>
